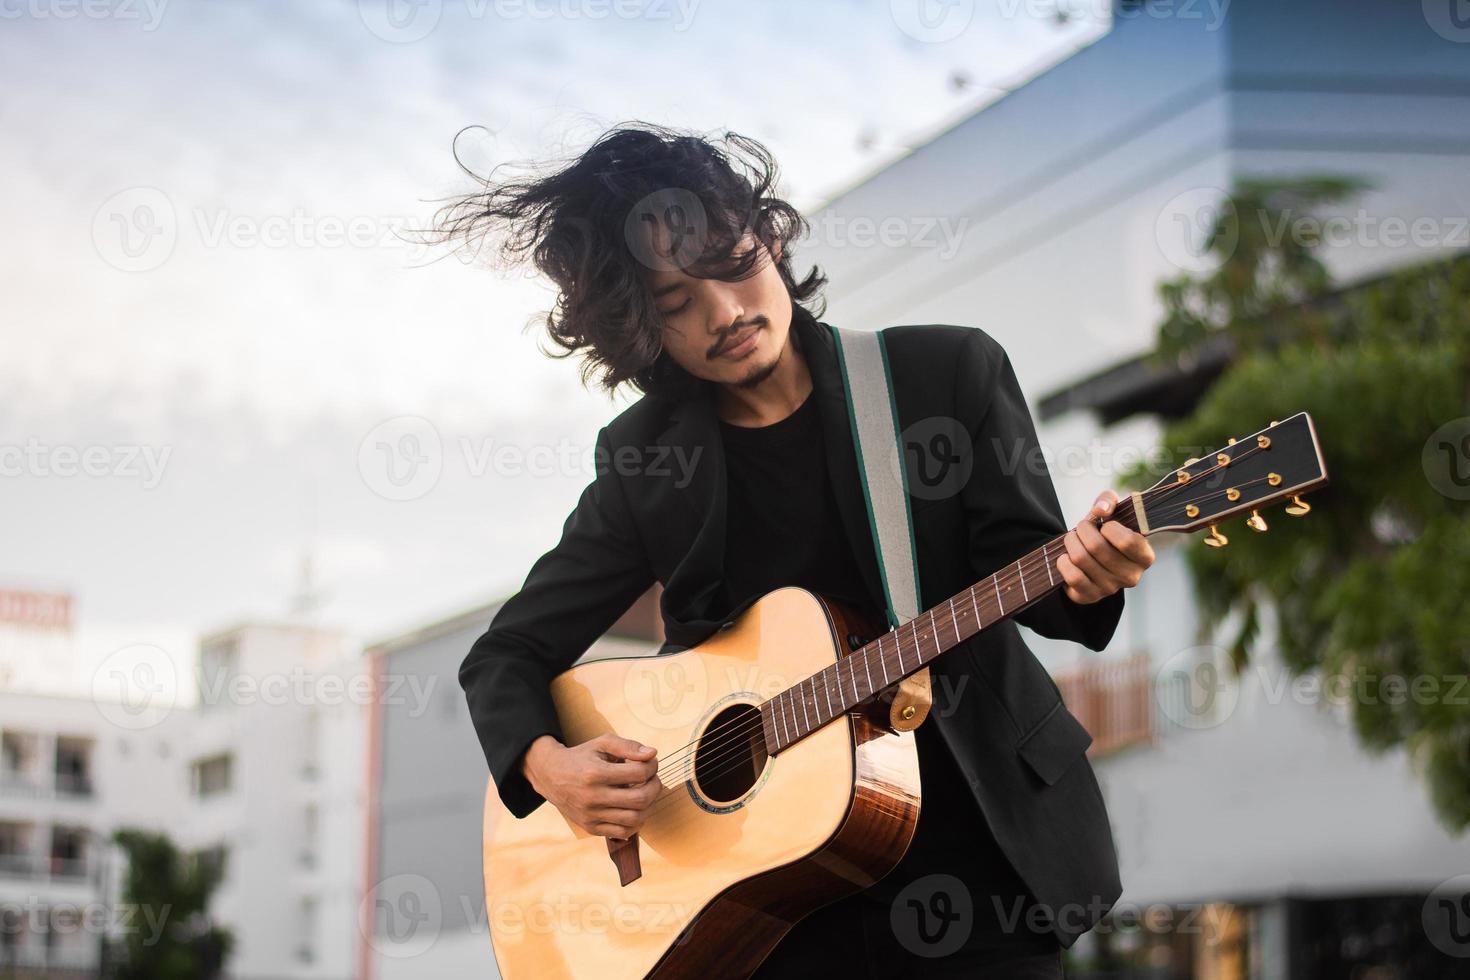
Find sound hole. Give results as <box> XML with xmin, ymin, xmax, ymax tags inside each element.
<box><xmin>693</xmin><ymin>703</ymin><xmax>768</xmax><ymax>805</ymax></box>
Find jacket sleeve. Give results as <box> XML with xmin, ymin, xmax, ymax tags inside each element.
<box><xmin>953</xmin><ymin>327</ymin><xmax>1123</xmax><ymax>653</ymax></box>
<box><xmin>459</xmin><ymin>423</ymin><xmax>657</xmax><ymax>818</ymax></box>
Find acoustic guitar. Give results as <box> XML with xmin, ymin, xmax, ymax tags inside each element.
<box><xmin>480</xmin><ymin>413</ymin><xmax>1328</xmax><ymax>979</ymax></box>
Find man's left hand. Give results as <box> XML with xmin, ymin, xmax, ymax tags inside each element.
<box><xmin>1056</xmin><ymin>490</ymin><xmax>1156</xmax><ymax>605</ymax></box>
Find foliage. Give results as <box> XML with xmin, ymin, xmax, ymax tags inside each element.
<box><xmin>109</xmin><ymin>828</ymin><xmax>235</xmax><ymax>980</ymax></box>
<box><xmin>1125</xmin><ymin>177</ymin><xmax>1470</xmax><ymax>831</ymax></box>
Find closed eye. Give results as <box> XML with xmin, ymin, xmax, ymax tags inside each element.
<box><xmin>661</xmin><ymin>298</ymin><xmax>691</xmax><ymax>318</ymax></box>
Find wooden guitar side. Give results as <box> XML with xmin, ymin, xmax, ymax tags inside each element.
<box><xmin>480</xmin><ymin>587</ymin><xmax>921</xmax><ymax>980</ymax></box>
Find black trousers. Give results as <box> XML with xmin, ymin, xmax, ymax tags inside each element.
<box><xmin>751</xmin><ymin>888</ymin><xmax>1065</xmax><ymax>979</ymax></box>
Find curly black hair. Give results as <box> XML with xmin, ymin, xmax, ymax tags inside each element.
<box><xmin>415</xmin><ymin>120</ymin><xmax>827</xmax><ymax>400</ymax></box>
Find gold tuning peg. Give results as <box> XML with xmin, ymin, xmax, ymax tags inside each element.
<box><xmin>1284</xmin><ymin>495</ymin><xmax>1311</xmax><ymax>516</ymax></box>
<box><xmin>1204</xmin><ymin>524</ymin><xmax>1228</xmax><ymax>547</ymax></box>
<box><xmin>1246</xmin><ymin>510</ymin><xmax>1268</xmax><ymax>532</ymax></box>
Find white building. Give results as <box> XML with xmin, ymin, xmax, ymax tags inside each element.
<box><xmin>181</xmin><ymin>622</ymin><xmax>369</xmax><ymax>980</ymax></box>
<box><xmin>0</xmin><ymin>690</ymin><xmax>188</xmax><ymax>974</ymax></box>
<box><xmin>0</xmin><ymin>605</ymin><xmax>370</xmax><ymax>980</ymax></box>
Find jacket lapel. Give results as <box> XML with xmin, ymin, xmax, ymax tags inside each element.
<box><xmin>651</xmin><ymin>306</ymin><xmax>888</xmax><ymax>629</ymax></box>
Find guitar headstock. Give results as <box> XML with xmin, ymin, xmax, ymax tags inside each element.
<box><xmin>1133</xmin><ymin>413</ymin><xmax>1328</xmax><ymax>544</ymax></box>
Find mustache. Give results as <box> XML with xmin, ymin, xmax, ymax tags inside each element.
<box><xmin>710</xmin><ymin>317</ymin><xmax>766</xmax><ymax>358</ymax></box>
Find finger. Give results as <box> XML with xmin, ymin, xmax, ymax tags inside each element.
<box><xmin>591</xmin><ymin>733</ymin><xmax>656</xmax><ymax>762</ymax></box>
<box><xmin>1084</xmin><ymin>490</ymin><xmax>1119</xmax><ymax>523</ymax></box>
<box><xmin>588</xmin><ymin>807</ymin><xmax>645</xmax><ymax>827</ymax></box>
<box><xmin>1101</xmin><ymin>521</ymin><xmax>1155</xmax><ymax>569</ymax></box>
<box><xmin>591</xmin><ymin>822</ymin><xmax>636</xmax><ymax>839</ymax></box>
<box><xmin>590</xmin><ymin>757</ymin><xmax>658</xmax><ymax>786</ymax></box>
<box><xmin>1055</xmin><ymin>552</ymin><xmax>1098</xmax><ymax>604</ymax></box>
<box><xmin>1074</xmin><ymin>519</ymin><xmax>1133</xmax><ymax>585</ymax></box>
<box><xmin>1064</xmin><ymin>525</ymin><xmax>1119</xmax><ymax>593</ymax></box>
<box><xmin>591</xmin><ymin>781</ymin><xmax>663</xmax><ymax>810</ymax></box>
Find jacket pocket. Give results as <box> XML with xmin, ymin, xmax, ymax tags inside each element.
<box><xmin>1015</xmin><ymin>700</ymin><xmax>1093</xmax><ymax>786</ymax></box>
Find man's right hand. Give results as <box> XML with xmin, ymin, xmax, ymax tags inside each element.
<box><xmin>520</xmin><ymin>733</ymin><xmax>663</xmax><ymax>839</ymax></box>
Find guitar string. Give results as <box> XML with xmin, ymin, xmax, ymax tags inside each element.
<box><xmin>643</xmin><ymin>436</ymin><xmax>1282</xmax><ymax>784</ymax></box>
<box><xmin>631</xmin><ymin>469</ymin><xmax>1287</xmax><ymax>819</ymax></box>
<box><xmin>641</xmin><ymin>443</ymin><xmax>1280</xmax><ymax>789</ymax></box>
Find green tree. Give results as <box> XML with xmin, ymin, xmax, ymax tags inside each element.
<box><xmin>109</xmin><ymin>829</ymin><xmax>234</xmax><ymax>980</ymax></box>
<box><xmin>1127</xmin><ymin>177</ymin><xmax>1470</xmax><ymax>831</ymax></box>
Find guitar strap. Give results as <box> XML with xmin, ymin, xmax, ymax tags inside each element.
<box><xmin>828</xmin><ymin>324</ymin><xmax>932</xmax><ymax>732</ymax></box>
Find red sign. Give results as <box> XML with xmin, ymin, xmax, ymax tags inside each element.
<box><xmin>0</xmin><ymin>590</ymin><xmax>73</xmax><ymax>629</ymax></box>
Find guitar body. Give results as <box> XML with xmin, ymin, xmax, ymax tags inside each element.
<box><xmin>481</xmin><ymin>586</ymin><xmax>922</xmax><ymax>979</ymax></box>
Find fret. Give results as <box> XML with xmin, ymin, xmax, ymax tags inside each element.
<box><xmin>767</xmin><ymin>530</ymin><xmax>1082</xmax><ymax>755</ymax></box>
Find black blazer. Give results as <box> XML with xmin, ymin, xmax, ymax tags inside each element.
<box><xmin>460</xmin><ymin>303</ymin><xmax>1126</xmax><ymax>948</ymax></box>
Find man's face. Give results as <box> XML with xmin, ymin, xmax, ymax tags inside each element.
<box><xmin>644</xmin><ymin>234</ymin><xmax>793</xmax><ymax>390</ymax></box>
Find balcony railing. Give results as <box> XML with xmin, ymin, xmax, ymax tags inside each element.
<box><xmin>1054</xmin><ymin>652</ymin><xmax>1153</xmax><ymax>759</ymax></box>
<box><xmin>53</xmin><ymin>773</ymin><xmax>94</xmax><ymax>798</ymax></box>
<box><xmin>0</xmin><ymin>853</ymin><xmax>91</xmax><ymax>882</ymax></box>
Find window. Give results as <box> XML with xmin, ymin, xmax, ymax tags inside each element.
<box><xmin>190</xmin><ymin>754</ymin><xmax>233</xmax><ymax>798</ymax></box>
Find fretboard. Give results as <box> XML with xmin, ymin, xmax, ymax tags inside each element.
<box><xmin>759</xmin><ymin>498</ymin><xmax>1138</xmax><ymax>754</ymax></box>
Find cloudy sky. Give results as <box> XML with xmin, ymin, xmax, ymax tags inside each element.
<box><xmin>0</xmin><ymin>0</ymin><xmax>1108</xmax><ymax>694</ymax></box>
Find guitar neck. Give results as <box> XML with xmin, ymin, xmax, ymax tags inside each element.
<box><xmin>760</xmin><ymin>497</ymin><xmax>1142</xmax><ymax>755</ymax></box>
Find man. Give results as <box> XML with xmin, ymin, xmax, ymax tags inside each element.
<box><xmin>450</xmin><ymin>123</ymin><xmax>1154</xmax><ymax>978</ymax></box>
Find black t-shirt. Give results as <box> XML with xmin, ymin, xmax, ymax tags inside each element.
<box><xmin>717</xmin><ymin>389</ymin><xmax>1059</xmax><ymax>956</ymax></box>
